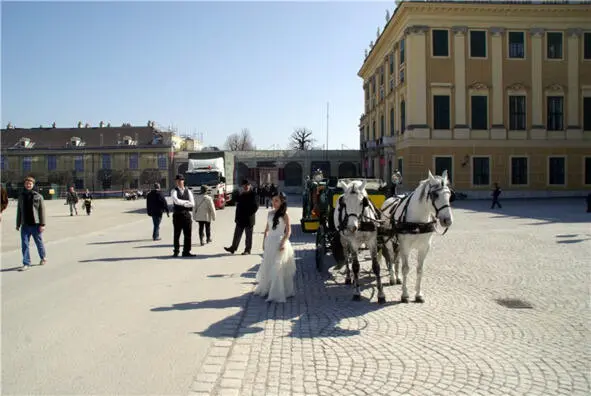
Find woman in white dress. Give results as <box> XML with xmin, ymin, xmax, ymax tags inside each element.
<box><xmin>254</xmin><ymin>192</ymin><xmax>296</xmax><ymax>303</ymax></box>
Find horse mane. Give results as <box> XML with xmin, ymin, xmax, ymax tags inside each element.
<box><xmin>417</xmin><ymin>175</ymin><xmax>447</xmax><ymax>201</ymax></box>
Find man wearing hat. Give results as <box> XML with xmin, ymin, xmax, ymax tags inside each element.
<box><xmin>146</xmin><ymin>182</ymin><xmax>170</xmax><ymax>241</ymax></box>
<box><xmin>225</xmin><ymin>179</ymin><xmax>259</xmax><ymax>255</ymax></box>
<box><xmin>171</xmin><ymin>174</ymin><xmax>196</xmax><ymax>257</ymax></box>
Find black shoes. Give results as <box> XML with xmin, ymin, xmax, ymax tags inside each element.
<box><xmin>182</xmin><ymin>252</ymin><xmax>196</xmax><ymax>257</ymax></box>
<box><xmin>224</xmin><ymin>247</ymin><xmax>235</xmax><ymax>254</ymax></box>
<box><xmin>241</xmin><ymin>251</ymin><xmax>250</xmax><ymax>255</ymax></box>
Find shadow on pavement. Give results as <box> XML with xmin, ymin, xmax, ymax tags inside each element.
<box><xmin>1</xmin><ymin>266</ymin><xmax>25</xmax><ymax>272</ymax></box>
<box><xmin>134</xmin><ymin>244</ymin><xmax>174</xmax><ymax>249</ymax></box>
<box><xmin>79</xmin><ymin>255</ymin><xmax>177</xmax><ymax>263</ymax></box>
<box><xmin>88</xmin><ymin>239</ymin><xmax>151</xmax><ymax>245</ymax></box>
<box><xmin>555</xmin><ymin>234</ymin><xmax>591</xmax><ymax>244</ymax></box>
<box><xmin>455</xmin><ymin>198</ymin><xmax>591</xmax><ymax>224</ymax></box>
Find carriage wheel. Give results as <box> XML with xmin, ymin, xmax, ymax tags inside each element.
<box><xmin>315</xmin><ymin>225</ymin><xmax>326</xmax><ymax>271</ymax></box>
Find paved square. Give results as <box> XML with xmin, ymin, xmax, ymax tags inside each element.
<box><xmin>2</xmin><ymin>196</ymin><xmax>590</xmax><ymax>395</ymax></box>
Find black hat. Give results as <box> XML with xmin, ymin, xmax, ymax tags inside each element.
<box><xmin>175</xmin><ymin>174</ymin><xmax>185</xmax><ymax>180</ymax></box>
<box><xmin>241</xmin><ymin>179</ymin><xmax>250</xmax><ymax>186</ymax></box>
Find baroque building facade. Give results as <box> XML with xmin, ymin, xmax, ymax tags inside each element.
<box><xmin>358</xmin><ymin>0</ymin><xmax>591</xmax><ymax>197</ymax></box>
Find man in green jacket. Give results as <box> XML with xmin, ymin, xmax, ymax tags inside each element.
<box><xmin>16</xmin><ymin>176</ymin><xmax>47</xmax><ymax>271</ymax></box>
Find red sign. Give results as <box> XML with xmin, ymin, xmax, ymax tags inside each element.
<box><xmin>379</xmin><ymin>157</ymin><xmax>385</xmax><ymax>166</ymax></box>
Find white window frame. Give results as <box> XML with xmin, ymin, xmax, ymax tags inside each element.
<box><xmin>433</xmin><ymin>155</ymin><xmax>454</xmax><ymax>183</ymax></box>
<box><xmin>507</xmin><ymin>30</ymin><xmax>526</xmax><ymax>60</ymax></box>
<box><xmin>431</xmin><ymin>29</ymin><xmax>451</xmax><ymax>58</ymax></box>
<box><xmin>509</xmin><ymin>155</ymin><xmax>529</xmax><ymax>187</ymax></box>
<box><xmin>547</xmin><ymin>155</ymin><xmax>567</xmax><ymax>187</ymax></box>
<box><xmin>469</xmin><ymin>87</ymin><xmax>490</xmax><ymax>131</ymax></box>
<box><xmin>471</xmin><ymin>155</ymin><xmax>492</xmax><ymax>187</ymax></box>
<box><xmin>545</xmin><ymin>31</ymin><xmax>564</xmax><ymax>61</ymax></box>
<box><xmin>583</xmin><ymin>156</ymin><xmax>591</xmax><ymax>186</ymax></box>
<box><xmin>469</xmin><ymin>29</ymin><xmax>488</xmax><ymax>59</ymax></box>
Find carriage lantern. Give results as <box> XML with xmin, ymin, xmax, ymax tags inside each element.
<box><xmin>312</xmin><ymin>169</ymin><xmax>324</xmax><ymax>183</ymax></box>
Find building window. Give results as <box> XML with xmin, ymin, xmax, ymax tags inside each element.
<box><xmin>548</xmin><ymin>157</ymin><xmax>565</xmax><ymax>185</ymax></box>
<box><xmin>433</xmin><ymin>95</ymin><xmax>451</xmax><ymax>130</ymax></box>
<box><xmin>547</xmin><ymin>96</ymin><xmax>564</xmax><ymax>131</ymax></box>
<box><xmin>432</xmin><ymin>29</ymin><xmax>449</xmax><ymax>57</ymax></box>
<box><xmin>472</xmin><ymin>157</ymin><xmax>490</xmax><ymax>186</ymax></box>
<box><xmin>389</xmin><ymin>53</ymin><xmax>394</xmax><ymax>74</ymax></box>
<box><xmin>379</xmin><ymin>67</ymin><xmax>384</xmax><ymax>86</ymax></box>
<box><xmin>399</xmin><ymin>39</ymin><xmax>405</xmax><ymax>64</ymax></box>
<box><xmin>1</xmin><ymin>155</ymin><xmax>7</xmax><ymax>170</ymax></box>
<box><xmin>508</xmin><ymin>31</ymin><xmax>525</xmax><ymax>59</ymax></box>
<box><xmin>434</xmin><ymin>156</ymin><xmax>453</xmax><ymax>184</ymax></box>
<box><xmin>74</xmin><ymin>155</ymin><xmax>84</xmax><ymax>172</ymax></box>
<box><xmin>471</xmin><ymin>96</ymin><xmax>488</xmax><ymax>130</ymax></box>
<box><xmin>380</xmin><ymin>115</ymin><xmax>385</xmax><ymax>137</ymax></box>
<box><xmin>102</xmin><ymin>154</ymin><xmax>111</xmax><ymax>170</ymax></box>
<box><xmin>22</xmin><ymin>157</ymin><xmax>32</xmax><ymax>173</ymax></box>
<box><xmin>470</xmin><ymin>31</ymin><xmax>487</xmax><ymax>58</ymax></box>
<box><xmin>585</xmin><ymin>157</ymin><xmax>591</xmax><ymax>185</ymax></box>
<box><xmin>546</xmin><ymin>32</ymin><xmax>563</xmax><ymax>59</ymax></box>
<box><xmin>509</xmin><ymin>95</ymin><xmax>526</xmax><ymax>130</ymax></box>
<box><xmin>400</xmin><ymin>101</ymin><xmax>406</xmax><ymax>134</ymax></box>
<box><xmin>585</xmin><ymin>32</ymin><xmax>591</xmax><ymax>60</ymax></box>
<box><xmin>158</xmin><ymin>153</ymin><xmax>167</xmax><ymax>170</ymax></box>
<box><xmin>390</xmin><ymin>107</ymin><xmax>395</xmax><ymax>136</ymax></box>
<box><xmin>372</xmin><ymin>121</ymin><xmax>376</xmax><ymax>140</ymax></box>
<box><xmin>47</xmin><ymin>155</ymin><xmax>57</xmax><ymax>171</ymax></box>
<box><xmin>583</xmin><ymin>97</ymin><xmax>591</xmax><ymax>131</ymax></box>
<box><xmin>397</xmin><ymin>158</ymin><xmax>403</xmax><ymax>176</ymax></box>
<box><xmin>129</xmin><ymin>153</ymin><xmax>139</xmax><ymax>169</ymax></box>
<box><xmin>75</xmin><ymin>179</ymin><xmax>84</xmax><ymax>189</ymax></box>
<box><xmin>511</xmin><ymin>157</ymin><xmax>528</xmax><ymax>185</ymax></box>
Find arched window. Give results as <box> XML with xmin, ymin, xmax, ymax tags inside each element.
<box><xmin>390</xmin><ymin>107</ymin><xmax>395</xmax><ymax>136</ymax></box>
<box><xmin>283</xmin><ymin>162</ymin><xmax>303</xmax><ymax>187</ymax></box>
<box><xmin>400</xmin><ymin>101</ymin><xmax>406</xmax><ymax>134</ymax></box>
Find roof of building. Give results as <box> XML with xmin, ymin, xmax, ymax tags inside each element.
<box><xmin>0</xmin><ymin>125</ymin><xmax>174</xmax><ymax>151</ymax></box>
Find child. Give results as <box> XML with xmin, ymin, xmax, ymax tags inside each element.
<box><xmin>254</xmin><ymin>192</ymin><xmax>296</xmax><ymax>303</ymax></box>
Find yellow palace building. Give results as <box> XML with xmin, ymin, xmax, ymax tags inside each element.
<box><xmin>358</xmin><ymin>0</ymin><xmax>591</xmax><ymax>198</ymax></box>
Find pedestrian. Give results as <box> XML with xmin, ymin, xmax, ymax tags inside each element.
<box><xmin>81</xmin><ymin>189</ymin><xmax>93</xmax><ymax>215</ymax></box>
<box><xmin>254</xmin><ymin>192</ymin><xmax>296</xmax><ymax>303</ymax></box>
<box><xmin>171</xmin><ymin>175</ymin><xmax>196</xmax><ymax>257</ymax></box>
<box><xmin>1</xmin><ymin>185</ymin><xmax>8</xmax><ymax>222</ymax></box>
<box><xmin>65</xmin><ymin>186</ymin><xmax>79</xmax><ymax>216</ymax></box>
<box><xmin>193</xmin><ymin>185</ymin><xmax>216</xmax><ymax>246</ymax></box>
<box><xmin>491</xmin><ymin>182</ymin><xmax>502</xmax><ymax>209</ymax></box>
<box><xmin>146</xmin><ymin>183</ymin><xmax>170</xmax><ymax>241</ymax></box>
<box><xmin>390</xmin><ymin>169</ymin><xmax>402</xmax><ymax>197</ymax></box>
<box><xmin>16</xmin><ymin>176</ymin><xmax>47</xmax><ymax>271</ymax></box>
<box><xmin>224</xmin><ymin>179</ymin><xmax>259</xmax><ymax>255</ymax></box>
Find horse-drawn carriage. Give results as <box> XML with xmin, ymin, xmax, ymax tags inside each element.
<box><xmin>300</xmin><ymin>170</ymin><xmax>388</xmax><ymax>271</ymax></box>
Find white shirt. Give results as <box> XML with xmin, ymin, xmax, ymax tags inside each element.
<box><xmin>170</xmin><ymin>187</ymin><xmax>195</xmax><ymax>208</ymax></box>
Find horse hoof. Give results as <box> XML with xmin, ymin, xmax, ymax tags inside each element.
<box><xmin>415</xmin><ymin>296</ymin><xmax>425</xmax><ymax>303</ymax></box>
<box><xmin>352</xmin><ymin>294</ymin><xmax>361</xmax><ymax>301</ymax></box>
<box><xmin>389</xmin><ymin>279</ymin><xmax>396</xmax><ymax>286</ymax></box>
<box><xmin>396</xmin><ymin>279</ymin><xmax>402</xmax><ymax>285</ymax></box>
<box><xmin>345</xmin><ymin>278</ymin><xmax>352</xmax><ymax>285</ymax></box>
<box><xmin>377</xmin><ymin>296</ymin><xmax>386</xmax><ymax>304</ymax></box>
<box><xmin>401</xmin><ymin>296</ymin><xmax>409</xmax><ymax>303</ymax></box>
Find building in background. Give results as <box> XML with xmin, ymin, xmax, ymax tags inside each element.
<box><xmin>1</xmin><ymin>121</ymin><xmax>174</xmax><ymax>196</ymax></box>
<box><xmin>359</xmin><ymin>0</ymin><xmax>591</xmax><ymax>197</ymax></box>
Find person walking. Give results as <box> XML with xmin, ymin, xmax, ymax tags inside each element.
<box><xmin>16</xmin><ymin>176</ymin><xmax>47</xmax><ymax>271</ymax></box>
<box><xmin>171</xmin><ymin>175</ymin><xmax>195</xmax><ymax>257</ymax></box>
<box><xmin>491</xmin><ymin>182</ymin><xmax>502</xmax><ymax>209</ymax></box>
<box><xmin>1</xmin><ymin>186</ymin><xmax>8</xmax><ymax>222</ymax></box>
<box><xmin>65</xmin><ymin>186</ymin><xmax>79</xmax><ymax>216</ymax></box>
<box><xmin>193</xmin><ymin>185</ymin><xmax>216</xmax><ymax>246</ymax></box>
<box><xmin>81</xmin><ymin>189</ymin><xmax>93</xmax><ymax>215</ymax></box>
<box><xmin>224</xmin><ymin>179</ymin><xmax>259</xmax><ymax>255</ymax></box>
<box><xmin>146</xmin><ymin>183</ymin><xmax>170</xmax><ymax>241</ymax></box>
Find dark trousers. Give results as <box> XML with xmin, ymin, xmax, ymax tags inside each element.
<box><xmin>173</xmin><ymin>211</ymin><xmax>192</xmax><ymax>254</ymax></box>
<box><xmin>491</xmin><ymin>197</ymin><xmax>502</xmax><ymax>209</ymax></box>
<box><xmin>230</xmin><ymin>224</ymin><xmax>253</xmax><ymax>253</ymax></box>
<box><xmin>84</xmin><ymin>201</ymin><xmax>91</xmax><ymax>215</ymax></box>
<box><xmin>198</xmin><ymin>221</ymin><xmax>211</xmax><ymax>243</ymax></box>
<box><xmin>151</xmin><ymin>214</ymin><xmax>162</xmax><ymax>240</ymax></box>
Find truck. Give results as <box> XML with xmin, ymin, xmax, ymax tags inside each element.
<box><xmin>186</xmin><ymin>151</ymin><xmax>237</xmax><ymax>209</ymax></box>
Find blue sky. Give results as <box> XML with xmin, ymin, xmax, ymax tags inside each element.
<box><xmin>2</xmin><ymin>1</ymin><xmax>392</xmax><ymax>150</ymax></box>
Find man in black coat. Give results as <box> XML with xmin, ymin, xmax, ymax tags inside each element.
<box><xmin>146</xmin><ymin>183</ymin><xmax>170</xmax><ymax>241</ymax></box>
<box><xmin>225</xmin><ymin>179</ymin><xmax>259</xmax><ymax>255</ymax></box>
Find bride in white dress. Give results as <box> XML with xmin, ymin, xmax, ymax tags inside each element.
<box><xmin>254</xmin><ymin>193</ymin><xmax>296</xmax><ymax>303</ymax></box>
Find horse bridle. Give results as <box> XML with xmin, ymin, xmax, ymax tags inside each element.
<box><xmin>427</xmin><ymin>184</ymin><xmax>452</xmax><ymax>235</ymax></box>
<box><xmin>337</xmin><ymin>195</ymin><xmax>374</xmax><ymax>232</ymax></box>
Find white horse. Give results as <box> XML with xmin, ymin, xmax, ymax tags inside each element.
<box><xmin>333</xmin><ymin>180</ymin><xmax>385</xmax><ymax>303</ymax></box>
<box><xmin>379</xmin><ymin>170</ymin><xmax>454</xmax><ymax>303</ymax></box>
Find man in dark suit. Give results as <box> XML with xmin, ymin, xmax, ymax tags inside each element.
<box><xmin>171</xmin><ymin>174</ymin><xmax>196</xmax><ymax>257</ymax></box>
<box><xmin>146</xmin><ymin>183</ymin><xmax>170</xmax><ymax>241</ymax></box>
<box><xmin>225</xmin><ymin>179</ymin><xmax>259</xmax><ymax>255</ymax></box>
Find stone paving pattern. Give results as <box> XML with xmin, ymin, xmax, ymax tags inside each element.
<box><xmin>189</xmin><ymin>199</ymin><xmax>591</xmax><ymax>396</ymax></box>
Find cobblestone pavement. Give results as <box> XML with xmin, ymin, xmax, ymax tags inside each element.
<box><xmin>189</xmin><ymin>199</ymin><xmax>590</xmax><ymax>396</ymax></box>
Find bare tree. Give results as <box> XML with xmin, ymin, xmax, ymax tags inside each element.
<box><xmin>224</xmin><ymin>128</ymin><xmax>255</xmax><ymax>151</ymax></box>
<box><xmin>289</xmin><ymin>128</ymin><xmax>315</xmax><ymax>151</ymax></box>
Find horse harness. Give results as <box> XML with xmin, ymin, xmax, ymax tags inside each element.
<box><xmin>337</xmin><ymin>195</ymin><xmax>378</xmax><ymax>233</ymax></box>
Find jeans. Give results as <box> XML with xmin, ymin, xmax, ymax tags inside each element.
<box><xmin>152</xmin><ymin>215</ymin><xmax>162</xmax><ymax>240</ymax></box>
<box><xmin>198</xmin><ymin>221</ymin><xmax>211</xmax><ymax>243</ymax></box>
<box><xmin>491</xmin><ymin>197</ymin><xmax>502</xmax><ymax>209</ymax></box>
<box><xmin>69</xmin><ymin>202</ymin><xmax>77</xmax><ymax>215</ymax></box>
<box><xmin>21</xmin><ymin>225</ymin><xmax>46</xmax><ymax>266</ymax></box>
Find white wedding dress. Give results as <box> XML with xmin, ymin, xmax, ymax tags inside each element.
<box><xmin>254</xmin><ymin>211</ymin><xmax>296</xmax><ymax>303</ymax></box>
